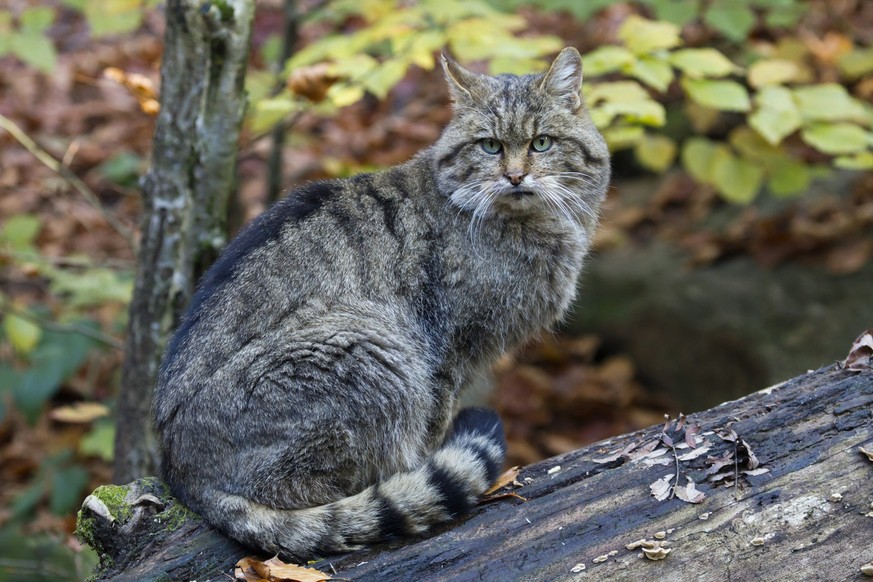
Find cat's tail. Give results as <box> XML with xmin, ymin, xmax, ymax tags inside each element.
<box><xmin>208</xmin><ymin>408</ymin><xmax>506</xmax><ymax>562</ymax></box>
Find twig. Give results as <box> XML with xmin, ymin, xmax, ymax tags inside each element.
<box><xmin>0</xmin><ymin>112</ymin><xmax>136</xmax><ymax>249</ymax></box>
<box><xmin>0</xmin><ymin>304</ymin><xmax>125</xmax><ymax>351</ymax></box>
<box><xmin>266</xmin><ymin>0</ymin><xmax>300</xmax><ymax>204</ymax></box>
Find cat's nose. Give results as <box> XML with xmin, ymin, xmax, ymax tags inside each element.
<box><xmin>505</xmin><ymin>170</ymin><xmax>526</xmax><ymax>186</ymax></box>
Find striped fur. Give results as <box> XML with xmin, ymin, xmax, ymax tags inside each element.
<box><xmin>154</xmin><ymin>48</ymin><xmax>610</xmax><ymax>561</ymax></box>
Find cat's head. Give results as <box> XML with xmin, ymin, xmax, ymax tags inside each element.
<box><xmin>433</xmin><ymin>48</ymin><xmax>610</xmax><ymax>228</ymax></box>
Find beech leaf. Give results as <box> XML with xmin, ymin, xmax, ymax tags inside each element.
<box><xmin>618</xmin><ymin>15</ymin><xmax>680</xmax><ymax>55</ymax></box>
<box><xmin>682</xmin><ymin>78</ymin><xmax>751</xmax><ymax>112</ymax></box>
<box><xmin>650</xmin><ymin>473</ymin><xmax>674</xmax><ymax>501</ymax></box>
<box><xmin>669</xmin><ymin>48</ymin><xmax>737</xmax><ymax>79</ymax></box>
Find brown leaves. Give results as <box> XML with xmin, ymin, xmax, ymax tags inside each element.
<box><xmin>839</xmin><ymin>330</ymin><xmax>873</xmax><ymax>372</ymax></box>
<box><xmin>493</xmin><ymin>334</ymin><xmax>675</xmax><ymax>467</ymax></box>
<box><xmin>287</xmin><ymin>64</ymin><xmax>339</xmax><ymax>103</ymax></box>
<box><xmin>235</xmin><ymin>556</ymin><xmax>331</xmax><ymax>582</ymax></box>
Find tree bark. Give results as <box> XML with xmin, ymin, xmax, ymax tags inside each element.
<box><xmin>82</xmin><ymin>364</ymin><xmax>873</xmax><ymax>581</ymax></box>
<box><xmin>113</xmin><ymin>0</ymin><xmax>254</xmax><ymax>483</ymax></box>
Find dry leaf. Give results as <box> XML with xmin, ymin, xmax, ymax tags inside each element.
<box><xmin>49</xmin><ymin>402</ymin><xmax>110</xmax><ymax>423</ymax></box>
<box><xmin>742</xmin><ymin>468</ymin><xmax>770</xmax><ymax>476</ymax></box>
<box><xmin>677</xmin><ymin>445</ymin><xmax>711</xmax><ymax>462</ymax></box>
<box><xmin>860</xmin><ymin>446</ymin><xmax>873</xmax><ymax>462</ymax></box>
<box><xmin>235</xmin><ymin>556</ymin><xmax>331</xmax><ymax>582</ymax></box>
<box><xmin>650</xmin><ymin>473</ymin><xmax>674</xmax><ymax>501</ymax></box>
<box><xmin>592</xmin><ymin>441</ymin><xmax>638</xmax><ymax>464</ymax></box>
<box><xmin>841</xmin><ymin>330</ymin><xmax>873</xmax><ymax>372</ymax></box>
<box><xmin>287</xmin><ymin>63</ymin><xmax>339</xmax><ymax>103</ymax></box>
<box><xmin>483</xmin><ymin>466</ymin><xmax>521</xmax><ymax>495</ymax></box>
<box><xmin>674</xmin><ymin>478</ymin><xmax>706</xmax><ymax>504</ymax></box>
<box><xmin>739</xmin><ymin>439</ymin><xmax>760</xmax><ymax>470</ymax></box>
<box><xmin>104</xmin><ymin>67</ymin><xmax>159</xmax><ymax>115</ymax></box>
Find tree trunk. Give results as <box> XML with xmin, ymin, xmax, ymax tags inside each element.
<box><xmin>113</xmin><ymin>0</ymin><xmax>254</xmax><ymax>483</ymax></box>
<box><xmin>82</xmin><ymin>364</ymin><xmax>873</xmax><ymax>581</ymax></box>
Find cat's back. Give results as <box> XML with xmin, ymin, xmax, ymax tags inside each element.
<box><xmin>156</xmin><ymin>160</ymin><xmax>438</xmax><ymax>394</ymax></box>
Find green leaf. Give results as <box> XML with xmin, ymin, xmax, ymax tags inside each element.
<box><xmin>749</xmin><ymin>86</ymin><xmax>802</xmax><ymax>145</ymax></box>
<box><xmin>792</xmin><ymin>84</ymin><xmax>870</xmax><ymax>124</ymax></box>
<box><xmin>634</xmin><ymin>133</ymin><xmax>677</xmax><ymax>172</ymax></box>
<box><xmin>834</xmin><ymin>151</ymin><xmax>873</xmax><ymax>170</ymax></box>
<box><xmin>618</xmin><ymin>15</ymin><xmax>680</xmax><ymax>55</ymax></box>
<box><xmin>1</xmin><ymin>214</ymin><xmax>41</xmax><ymax>251</ymax></box>
<box><xmin>747</xmin><ymin>59</ymin><xmax>799</xmax><ymax>88</ymax></box>
<box><xmin>586</xmin><ymin>81</ymin><xmax>651</xmax><ymax>105</ymax></box>
<box><xmin>362</xmin><ymin>58</ymin><xmax>409</xmax><ymax>99</ymax></box>
<box><xmin>9</xmin><ymin>32</ymin><xmax>56</xmax><ymax>73</ymax></box>
<box><xmin>712</xmin><ymin>151</ymin><xmax>764</xmax><ymax>203</ymax></box>
<box><xmin>838</xmin><ymin>47</ymin><xmax>873</xmax><ymax>80</ymax></box>
<box><xmin>644</xmin><ymin>0</ymin><xmax>700</xmax><ymax>27</ymax></box>
<box><xmin>767</xmin><ymin>159</ymin><xmax>811</xmax><ymax>196</ymax></box>
<box><xmin>624</xmin><ymin>56</ymin><xmax>674</xmax><ymax>92</ymax></box>
<box><xmin>729</xmin><ymin>125</ymin><xmax>787</xmax><ymax>164</ymax></box>
<box><xmin>327</xmin><ymin>84</ymin><xmax>365</xmax><ymax>108</ymax></box>
<box><xmin>13</xmin><ymin>329</ymin><xmax>94</xmax><ymax>423</ymax></box>
<box><xmin>97</xmin><ymin>152</ymin><xmax>142</xmax><ymax>188</ymax></box>
<box><xmin>20</xmin><ymin>7</ymin><xmax>55</xmax><ymax>33</ymax></box>
<box><xmin>600</xmin><ymin>101</ymin><xmax>666</xmax><ymax>127</ymax></box>
<box><xmin>669</xmin><ymin>48</ymin><xmax>738</xmax><ymax>79</ymax></box>
<box><xmin>50</xmin><ymin>464</ymin><xmax>89</xmax><ymax>514</ymax></box>
<box><xmin>801</xmin><ymin>122</ymin><xmax>869</xmax><ymax>155</ymax></box>
<box><xmin>681</xmin><ymin>137</ymin><xmax>722</xmax><ymax>185</ymax></box>
<box><xmin>602</xmin><ymin>125</ymin><xmax>644</xmax><ymax>151</ymax></box>
<box><xmin>79</xmin><ymin>421</ymin><xmax>116</xmax><ymax>461</ymax></box>
<box><xmin>80</xmin><ymin>0</ymin><xmax>143</xmax><ymax>37</ymax></box>
<box><xmin>682</xmin><ymin>78</ymin><xmax>751</xmax><ymax>112</ymax></box>
<box><xmin>3</xmin><ymin>313</ymin><xmax>42</xmax><ymax>354</ymax></box>
<box><xmin>582</xmin><ymin>45</ymin><xmax>636</xmax><ymax>77</ymax></box>
<box><xmin>704</xmin><ymin>4</ymin><xmax>756</xmax><ymax>42</ymax></box>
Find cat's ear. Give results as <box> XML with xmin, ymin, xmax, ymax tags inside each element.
<box><xmin>441</xmin><ymin>53</ymin><xmax>486</xmax><ymax>105</ymax></box>
<box><xmin>540</xmin><ymin>47</ymin><xmax>584</xmax><ymax>111</ymax></box>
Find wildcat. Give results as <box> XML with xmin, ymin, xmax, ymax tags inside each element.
<box><xmin>153</xmin><ymin>47</ymin><xmax>610</xmax><ymax>561</ymax></box>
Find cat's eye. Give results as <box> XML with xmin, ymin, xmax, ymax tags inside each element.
<box><xmin>531</xmin><ymin>135</ymin><xmax>553</xmax><ymax>152</ymax></box>
<box><xmin>480</xmin><ymin>138</ymin><xmax>503</xmax><ymax>154</ymax></box>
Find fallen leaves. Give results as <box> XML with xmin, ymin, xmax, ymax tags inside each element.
<box><xmin>839</xmin><ymin>330</ymin><xmax>873</xmax><ymax>372</ymax></box>
<box><xmin>235</xmin><ymin>556</ymin><xmax>331</xmax><ymax>582</ymax></box>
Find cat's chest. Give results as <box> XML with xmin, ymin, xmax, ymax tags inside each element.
<box><xmin>444</xmin><ymin>222</ymin><xmax>584</xmax><ymax>332</ymax></box>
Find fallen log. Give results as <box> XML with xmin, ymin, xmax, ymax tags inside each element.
<box><xmin>77</xmin><ymin>363</ymin><xmax>873</xmax><ymax>581</ymax></box>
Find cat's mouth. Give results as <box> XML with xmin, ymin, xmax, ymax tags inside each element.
<box><xmin>509</xmin><ymin>190</ymin><xmax>535</xmax><ymax>199</ymax></box>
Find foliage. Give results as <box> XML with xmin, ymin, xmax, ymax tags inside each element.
<box><xmin>579</xmin><ymin>14</ymin><xmax>873</xmax><ymax>203</ymax></box>
<box><xmin>249</xmin><ymin>0</ymin><xmax>564</xmax><ymax>132</ymax></box>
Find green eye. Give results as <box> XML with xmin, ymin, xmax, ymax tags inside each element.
<box><xmin>531</xmin><ymin>135</ymin><xmax>553</xmax><ymax>152</ymax></box>
<box><xmin>480</xmin><ymin>138</ymin><xmax>502</xmax><ymax>154</ymax></box>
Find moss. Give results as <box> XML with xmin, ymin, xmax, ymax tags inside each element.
<box><xmin>206</xmin><ymin>0</ymin><xmax>234</xmax><ymax>22</ymax></box>
<box><xmin>92</xmin><ymin>484</ymin><xmax>134</xmax><ymax>523</ymax></box>
<box><xmin>158</xmin><ymin>498</ymin><xmax>202</xmax><ymax>532</ymax></box>
<box><xmin>74</xmin><ymin>484</ymin><xmax>131</xmax><ymax>550</ymax></box>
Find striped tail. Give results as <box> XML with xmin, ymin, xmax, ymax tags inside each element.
<box><xmin>213</xmin><ymin>408</ymin><xmax>506</xmax><ymax>562</ymax></box>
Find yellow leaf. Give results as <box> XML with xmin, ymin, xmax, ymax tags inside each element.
<box><xmin>747</xmin><ymin>59</ymin><xmax>799</xmax><ymax>88</ymax></box>
<box><xmin>635</xmin><ymin>134</ymin><xmax>677</xmax><ymax>172</ymax></box>
<box><xmin>3</xmin><ymin>313</ymin><xmax>41</xmax><ymax>354</ymax></box>
<box><xmin>618</xmin><ymin>15</ymin><xmax>680</xmax><ymax>55</ymax></box>
<box><xmin>603</xmin><ymin>125</ymin><xmax>644</xmax><ymax>151</ymax></box>
<box><xmin>327</xmin><ymin>84</ymin><xmax>365</xmax><ymax>108</ymax></box>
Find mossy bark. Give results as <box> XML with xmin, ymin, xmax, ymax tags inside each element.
<box><xmin>113</xmin><ymin>0</ymin><xmax>254</xmax><ymax>483</ymax></box>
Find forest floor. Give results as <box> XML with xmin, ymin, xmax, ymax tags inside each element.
<box><xmin>0</xmin><ymin>1</ymin><xmax>871</xmax><ymax>579</ymax></box>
